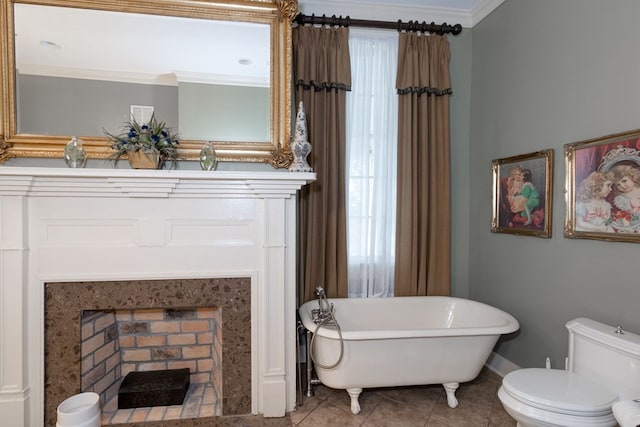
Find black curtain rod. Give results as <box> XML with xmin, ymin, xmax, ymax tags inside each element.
<box><xmin>294</xmin><ymin>13</ymin><xmax>462</xmax><ymax>36</ymax></box>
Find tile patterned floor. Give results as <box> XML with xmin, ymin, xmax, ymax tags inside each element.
<box><xmin>98</xmin><ymin>367</ymin><xmax>517</xmax><ymax>426</ymax></box>
<box><xmin>291</xmin><ymin>368</ymin><xmax>516</xmax><ymax>427</ymax></box>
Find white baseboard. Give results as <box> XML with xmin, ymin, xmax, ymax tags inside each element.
<box><xmin>485</xmin><ymin>351</ymin><xmax>520</xmax><ymax>378</ymax></box>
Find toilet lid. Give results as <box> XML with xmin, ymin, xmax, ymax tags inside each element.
<box><xmin>502</xmin><ymin>368</ymin><xmax>618</xmax><ymax>416</ymax></box>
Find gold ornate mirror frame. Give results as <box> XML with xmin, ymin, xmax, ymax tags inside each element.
<box><xmin>0</xmin><ymin>0</ymin><xmax>297</xmax><ymax>167</ymax></box>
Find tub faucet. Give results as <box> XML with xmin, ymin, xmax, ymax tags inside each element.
<box><xmin>315</xmin><ymin>287</ymin><xmax>327</xmax><ymax>310</ymax></box>
<box><xmin>312</xmin><ymin>287</ymin><xmax>334</xmax><ymax>325</ymax></box>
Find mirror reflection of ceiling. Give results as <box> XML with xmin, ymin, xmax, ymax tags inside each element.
<box><xmin>14</xmin><ymin>3</ymin><xmax>271</xmax><ymax>87</ymax></box>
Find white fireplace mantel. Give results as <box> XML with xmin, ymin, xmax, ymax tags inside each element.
<box><xmin>0</xmin><ymin>167</ymin><xmax>315</xmax><ymax>426</ymax></box>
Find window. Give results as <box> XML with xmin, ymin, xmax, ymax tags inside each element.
<box><xmin>130</xmin><ymin>105</ymin><xmax>154</xmax><ymax>123</ymax></box>
<box><xmin>346</xmin><ymin>29</ymin><xmax>398</xmax><ymax>298</ymax></box>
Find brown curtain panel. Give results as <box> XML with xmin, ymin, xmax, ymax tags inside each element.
<box><xmin>293</xmin><ymin>25</ymin><xmax>351</xmax><ymax>304</ymax></box>
<box><xmin>394</xmin><ymin>33</ymin><xmax>452</xmax><ymax>296</ymax></box>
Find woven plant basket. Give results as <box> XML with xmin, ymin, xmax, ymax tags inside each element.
<box><xmin>127</xmin><ymin>150</ymin><xmax>159</xmax><ymax>169</ymax></box>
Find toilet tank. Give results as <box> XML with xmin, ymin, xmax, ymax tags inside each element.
<box><xmin>567</xmin><ymin>317</ymin><xmax>640</xmax><ymax>400</ymax></box>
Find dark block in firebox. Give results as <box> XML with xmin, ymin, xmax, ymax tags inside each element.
<box><xmin>118</xmin><ymin>368</ymin><xmax>190</xmax><ymax>409</ymax></box>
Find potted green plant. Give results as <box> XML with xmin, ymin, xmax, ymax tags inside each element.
<box><xmin>105</xmin><ymin>115</ymin><xmax>179</xmax><ymax>169</ymax></box>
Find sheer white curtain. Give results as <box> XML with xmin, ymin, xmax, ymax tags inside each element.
<box><xmin>346</xmin><ymin>28</ymin><xmax>398</xmax><ymax>298</ymax></box>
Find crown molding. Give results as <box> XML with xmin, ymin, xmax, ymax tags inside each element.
<box><xmin>470</xmin><ymin>0</ymin><xmax>506</xmax><ymax>27</ymax></box>
<box><xmin>299</xmin><ymin>0</ymin><xmax>506</xmax><ymax>28</ymax></box>
<box><xmin>17</xmin><ymin>64</ymin><xmax>268</xmax><ymax>87</ymax></box>
<box><xmin>299</xmin><ymin>0</ymin><xmax>471</xmax><ymax>27</ymax></box>
<box><xmin>17</xmin><ymin>64</ymin><xmax>178</xmax><ymax>86</ymax></box>
<box><xmin>173</xmin><ymin>71</ymin><xmax>269</xmax><ymax>87</ymax></box>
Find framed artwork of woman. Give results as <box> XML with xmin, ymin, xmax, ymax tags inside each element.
<box><xmin>565</xmin><ymin>128</ymin><xmax>640</xmax><ymax>242</ymax></box>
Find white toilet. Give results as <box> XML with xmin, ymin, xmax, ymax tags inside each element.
<box><xmin>498</xmin><ymin>317</ymin><xmax>640</xmax><ymax>427</ymax></box>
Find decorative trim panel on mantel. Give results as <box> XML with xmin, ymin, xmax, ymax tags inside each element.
<box><xmin>0</xmin><ymin>168</ymin><xmax>313</xmax><ymax>198</ymax></box>
<box><xmin>0</xmin><ymin>167</ymin><xmax>315</xmax><ymax>427</ymax></box>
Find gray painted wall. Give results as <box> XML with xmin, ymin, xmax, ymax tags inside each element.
<box><xmin>17</xmin><ymin>74</ymin><xmax>178</xmax><ymax>136</ymax></box>
<box><xmin>448</xmin><ymin>30</ymin><xmax>472</xmax><ymax>299</ymax></box>
<box><xmin>17</xmin><ymin>76</ymin><xmax>269</xmax><ymax>143</ymax></box>
<box><xmin>470</xmin><ymin>0</ymin><xmax>640</xmax><ymax>369</ymax></box>
<box><xmin>179</xmin><ymin>83</ymin><xmax>269</xmax><ymax>141</ymax></box>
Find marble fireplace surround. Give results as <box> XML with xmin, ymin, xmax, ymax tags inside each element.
<box><xmin>0</xmin><ymin>168</ymin><xmax>315</xmax><ymax>427</ymax></box>
<box><xmin>46</xmin><ymin>278</ymin><xmax>249</xmax><ymax>424</ymax></box>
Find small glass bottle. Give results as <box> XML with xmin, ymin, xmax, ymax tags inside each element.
<box><xmin>199</xmin><ymin>141</ymin><xmax>218</xmax><ymax>171</ymax></box>
<box><xmin>64</xmin><ymin>136</ymin><xmax>87</xmax><ymax>168</ymax></box>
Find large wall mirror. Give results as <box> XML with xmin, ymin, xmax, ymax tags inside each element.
<box><xmin>0</xmin><ymin>0</ymin><xmax>297</xmax><ymax>167</ymax></box>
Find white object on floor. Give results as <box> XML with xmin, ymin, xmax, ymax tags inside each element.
<box><xmin>56</xmin><ymin>392</ymin><xmax>100</xmax><ymax>427</ymax></box>
<box><xmin>613</xmin><ymin>400</ymin><xmax>640</xmax><ymax>427</ymax></box>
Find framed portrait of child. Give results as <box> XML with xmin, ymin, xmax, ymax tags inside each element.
<box><xmin>565</xmin><ymin>128</ymin><xmax>640</xmax><ymax>242</ymax></box>
<box><xmin>491</xmin><ymin>149</ymin><xmax>554</xmax><ymax>238</ymax></box>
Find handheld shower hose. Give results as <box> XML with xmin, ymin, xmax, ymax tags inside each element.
<box><xmin>309</xmin><ymin>287</ymin><xmax>344</xmax><ymax>369</ymax></box>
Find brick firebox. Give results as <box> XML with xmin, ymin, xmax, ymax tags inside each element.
<box><xmin>80</xmin><ymin>306</ymin><xmax>223</xmax><ymax>417</ymax></box>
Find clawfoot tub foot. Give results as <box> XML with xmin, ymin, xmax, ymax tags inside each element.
<box><xmin>346</xmin><ymin>388</ymin><xmax>363</xmax><ymax>414</ymax></box>
<box><xmin>442</xmin><ymin>382</ymin><xmax>459</xmax><ymax>408</ymax></box>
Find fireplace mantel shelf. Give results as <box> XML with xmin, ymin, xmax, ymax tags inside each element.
<box><xmin>0</xmin><ymin>167</ymin><xmax>316</xmax><ymax>198</ymax></box>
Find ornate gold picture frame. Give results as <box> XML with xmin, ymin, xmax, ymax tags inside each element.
<box><xmin>0</xmin><ymin>0</ymin><xmax>297</xmax><ymax>167</ymax></box>
<box><xmin>565</xmin><ymin>129</ymin><xmax>640</xmax><ymax>242</ymax></box>
<box><xmin>492</xmin><ymin>149</ymin><xmax>554</xmax><ymax>238</ymax></box>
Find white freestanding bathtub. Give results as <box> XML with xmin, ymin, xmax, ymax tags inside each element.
<box><xmin>298</xmin><ymin>296</ymin><xmax>519</xmax><ymax>414</ymax></box>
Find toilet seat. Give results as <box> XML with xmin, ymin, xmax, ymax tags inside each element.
<box><xmin>500</xmin><ymin>368</ymin><xmax>618</xmax><ymax>420</ymax></box>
